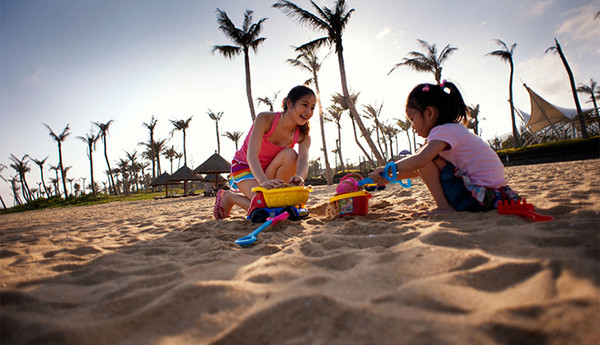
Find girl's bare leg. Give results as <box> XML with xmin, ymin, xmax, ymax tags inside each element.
<box><xmin>265</xmin><ymin>148</ymin><xmax>297</xmax><ymax>181</ymax></box>
<box><xmin>220</xmin><ymin>148</ymin><xmax>299</xmax><ymax>214</ymax></box>
<box><xmin>417</xmin><ymin>157</ymin><xmax>455</xmax><ymax>213</ymax></box>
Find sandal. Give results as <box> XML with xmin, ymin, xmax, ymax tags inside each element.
<box><xmin>213</xmin><ymin>189</ymin><xmax>230</xmax><ymax>219</ymax></box>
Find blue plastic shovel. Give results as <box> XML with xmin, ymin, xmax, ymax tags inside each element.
<box><xmin>358</xmin><ymin>161</ymin><xmax>412</xmax><ymax>188</ymax></box>
<box><xmin>235</xmin><ymin>212</ymin><xmax>290</xmax><ymax>247</ymax></box>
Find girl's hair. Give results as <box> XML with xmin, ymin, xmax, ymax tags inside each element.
<box><xmin>406</xmin><ymin>81</ymin><xmax>467</xmax><ymax>126</ymax></box>
<box><xmin>282</xmin><ymin>85</ymin><xmax>315</xmax><ymax>137</ymax></box>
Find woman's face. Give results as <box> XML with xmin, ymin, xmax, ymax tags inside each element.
<box><xmin>290</xmin><ymin>94</ymin><xmax>316</xmax><ymax>125</ymax></box>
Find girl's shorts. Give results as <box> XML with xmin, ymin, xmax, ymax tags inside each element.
<box><xmin>229</xmin><ymin>159</ymin><xmax>255</xmax><ymax>191</ymax></box>
<box><xmin>440</xmin><ymin>162</ymin><xmax>519</xmax><ymax>212</ymax></box>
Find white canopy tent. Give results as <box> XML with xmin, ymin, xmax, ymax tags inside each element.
<box><xmin>522</xmin><ymin>84</ymin><xmax>596</xmax><ymax>136</ymax></box>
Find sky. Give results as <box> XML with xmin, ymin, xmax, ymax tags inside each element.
<box><xmin>1</xmin><ymin>0</ymin><xmax>599</xmax><ymax>204</ymax></box>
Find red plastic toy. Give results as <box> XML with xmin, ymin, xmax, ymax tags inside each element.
<box><xmin>497</xmin><ymin>199</ymin><xmax>554</xmax><ymax>222</ymax></box>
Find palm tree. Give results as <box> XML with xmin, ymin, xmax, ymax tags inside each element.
<box><xmin>396</xmin><ymin>118</ymin><xmax>413</xmax><ymax>154</ymax></box>
<box><xmin>577</xmin><ymin>78</ymin><xmax>599</xmax><ymax>129</ymax></box>
<box><xmin>62</xmin><ymin>166</ymin><xmax>72</xmax><ymax>196</ymax></box>
<box><xmin>256</xmin><ymin>91</ymin><xmax>280</xmax><ymax>111</ymax></box>
<box><xmin>31</xmin><ymin>156</ymin><xmax>50</xmax><ymax>198</ymax></box>
<box><xmin>49</xmin><ymin>165</ymin><xmax>60</xmax><ymax>197</ymax></box>
<box><xmin>207</xmin><ymin>110</ymin><xmax>224</xmax><ymax>155</ymax></box>
<box><xmin>288</xmin><ymin>44</ymin><xmax>333</xmax><ymax>184</ymax></box>
<box><xmin>152</xmin><ymin>138</ymin><xmax>169</xmax><ymax>175</ymax></box>
<box><xmin>43</xmin><ymin>123</ymin><xmax>71</xmax><ymax>198</ymax></box>
<box><xmin>331</xmin><ymin>91</ymin><xmax>371</xmax><ymax>160</ymax></box>
<box><xmin>170</xmin><ymin>116</ymin><xmax>193</xmax><ymax>166</ymax></box>
<box><xmin>466</xmin><ymin>104</ymin><xmax>482</xmax><ymax>135</ymax></box>
<box><xmin>274</xmin><ymin>0</ymin><xmax>385</xmax><ymax>165</ymax></box>
<box><xmin>163</xmin><ymin>146</ymin><xmax>179</xmax><ymax>174</ymax></box>
<box><xmin>142</xmin><ymin>115</ymin><xmax>158</xmax><ymax>179</ymax></box>
<box><xmin>213</xmin><ymin>9</ymin><xmax>267</xmax><ymax>121</ymax></box>
<box><xmin>362</xmin><ymin>102</ymin><xmax>386</xmax><ymax>160</ymax></box>
<box><xmin>77</xmin><ymin>132</ymin><xmax>99</xmax><ymax>195</ymax></box>
<box><xmin>388</xmin><ymin>39</ymin><xmax>457</xmax><ymax>84</ymax></box>
<box><xmin>324</xmin><ymin>104</ymin><xmax>345</xmax><ymax>172</ymax></box>
<box><xmin>487</xmin><ymin>39</ymin><xmax>520</xmax><ymax>148</ymax></box>
<box><xmin>546</xmin><ymin>38</ymin><xmax>588</xmax><ymax>138</ymax></box>
<box><xmin>0</xmin><ymin>164</ymin><xmax>8</xmax><ymax>208</ymax></box>
<box><xmin>382</xmin><ymin>120</ymin><xmax>399</xmax><ymax>159</ymax></box>
<box><xmin>222</xmin><ymin>130</ymin><xmax>244</xmax><ymax>151</ymax></box>
<box><xmin>93</xmin><ymin>120</ymin><xmax>118</xmax><ymax>195</ymax></box>
<box><xmin>124</xmin><ymin>150</ymin><xmax>139</xmax><ymax>192</ymax></box>
<box><xmin>8</xmin><ymin>175</ymin><xmax>23</xmax><ymax>206</ymax></box>
<box><xmin>9</xmin><ymin>154</ymin><xmax>33</xmax><ymax>202</ymax></box>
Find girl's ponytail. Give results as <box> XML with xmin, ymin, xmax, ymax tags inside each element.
<box><xmin>406</xmin><ymin>80</ymin><xmax>467</xmax><ymax>126</ymax></box>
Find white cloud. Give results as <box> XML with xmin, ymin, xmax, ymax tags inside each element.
<box><xmin>517</xmin><ymin>54</ymin><xmax>575</xmax><ymax>107</ymax></box>
<box><xmin>556</xmin><ymin>3</ymin><xmax>600</xmax><ymax>54</ymax></box>
<box><xmin>376</xmin><ymin>26</ymin><xmax>393</xmax><ymax>40</ymax></box>
<box><xmin>529</xmin><ymin>0</ymin><xmax>554</xmax><ymax>16</ymax></box>
<box><xmin>22</xmin><ymin>67</ymin><xmax>47</xmax><ymax>86</ymax></box>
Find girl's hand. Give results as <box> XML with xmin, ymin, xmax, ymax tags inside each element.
<box><xmin>369</xmin><ymin>167</ymin><xmax>387</xmax><ymax>185</ymax></box>
<box><xmin>289</xmin><ymin>175</ymin><xmax>305</xmax><ymax>186</ymax></box>
<box><xmin>260</xmin><ymin>179</ymin><xmax>285</xmax><ymax>188</ymax></box>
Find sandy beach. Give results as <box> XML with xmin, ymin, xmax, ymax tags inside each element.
<box><xmin>1</xmin><ymin>159</ymin><xmax>598</xmax><ymax>345</ymax></box>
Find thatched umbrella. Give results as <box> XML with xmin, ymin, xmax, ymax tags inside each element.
<box><xmin>150</xmin><ymin>172</ymin><xmax>182</xmax><ymax>198</ymax></box>
<box><xmin>194</xmin><ymin>152</ymin><xmax>231</xmax><ymax>189</ymax></box>
<box><xmin>167</xmin><ymin>166</ymin><xmax>204</xmax><ymax>196</ymax></box>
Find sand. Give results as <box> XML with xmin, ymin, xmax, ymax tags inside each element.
<box><xmin>1</xmin><ymin>159</ymin><xmax>599</xmax><ymax>345</ymax></box>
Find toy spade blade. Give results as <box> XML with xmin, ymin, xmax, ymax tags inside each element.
<box><xmin>235</xmin><ymin>212</ymin><xmax>289</xmax><ymax>246</ymax></box>
<box><xmin>497</xmin><ymin>198</ymin><xmax>554</xmax><ymax>222</ymax></box>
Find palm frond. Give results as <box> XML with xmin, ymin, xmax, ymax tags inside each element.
<box><xmin>274</xmin><ymin>1</ymin><xmax>330</xmax><ymax>32</ymax></box>
<box><xmin>212</xmin><ymin>45</ymin><xmax>242</xmax><ymax>58</ymax></box>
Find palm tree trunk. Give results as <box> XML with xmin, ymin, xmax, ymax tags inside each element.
<box><xmin>22</xmin><ymin>175</ymin><xmax>33</xmax><ymax>201</ymax></box>
<box><xmin>508</xmin><ymin>60</ymin><xmax>521</xmax><ymax>148</ymax></box>
<box><xmin>215</xmin><ymin>122</ymin><xmax>221</xmax><ymax>155</ymax></box>
<box><xmin>39</xmin><ymin>167</ymin><xmax>49</xmax><ymax>197</ymax></box>
<box><xmin>57</xmin><ymin>142</ymin><xmax>69</xmax><ymax>199</ymax></box>
<box><xmin>313</xmin><ymin>74</ymin><xmax>333</xmax><ymax>185</ymax></box>
<box><xmin>555</xmin><ymin>39</ymin><xmax>588</xmax><ymax>138</ymax></box>
<box><xmin>102</xmin><ymin>138</ymin><xmax>118</xmax><ymax>195</ymax></box>
<box><xmin>336</xmin><ymin>127</ymin><xmax>345</xmax><ymax>172</ymax></box>
<box><xmin>89</xmin><ymin>152</ymin><xmax>96</xmax><ymax>195</ymax></box>
<box><xmin>183</xmin><ymin>130</ymin><xmax>187</xmax><ymax>166</ymax></box>
<box><xmin>335</xmin><ymin>43</ymin><xmax>385</xmax><ymax>165</ymax></box>
<box><xmin>0</xmin><ymin>195</ymin><xmax>6</xmax><ymax>209</ymax></box>
<box><xmin>405</xmin><ymin>130</ymin><xmax>412</xmax><ymax>154</ymax></box>
<box><xmin>350</xmin><ymin>116</ymin><xmax>371</xmax><ymax>161</ymax></box>
<box><xmin>244</xmin><ymin>48</ymin><xmax>257</xmax><ymax>121</ymax></box>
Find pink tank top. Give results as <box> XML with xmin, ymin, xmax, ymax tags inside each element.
<box><xmin>233</xmin><ymin>113</ymin><xmax>301</xmax><ymax>169</ymax></box>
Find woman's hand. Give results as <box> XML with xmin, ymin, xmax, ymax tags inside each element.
<box><xmin>289</xmin><ymin>175</ymin><xmax>305</xmax><ymax>186</ymax></box>
<box><xmin>369</xmin><ymin>167</ymin><xmax>387</xmax><ymax>185</ymax></box>
<box><xmin>260</xmin><ymin>179</ymin><xmax>285</xmax><ymax>188</ymax></box>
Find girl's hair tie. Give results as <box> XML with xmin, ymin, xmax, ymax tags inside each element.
<box><xmin>422</xmin><ymin>85</ymin><xmax>430</xmax><ymax>92</ymax></box>
<box><xmin>440</xmin><ymin>79</ymin><xmax>447</xmax><ymax>87</ymax></box>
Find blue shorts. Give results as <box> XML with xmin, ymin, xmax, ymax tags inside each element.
<box><xmin>440</xmin><ymin>162</ymin><xmax>486</xmax><ymax>212</ymax></box>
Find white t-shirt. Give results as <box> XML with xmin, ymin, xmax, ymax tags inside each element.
<box><xmin>428</xmin><ymin>123</ymin><xmax>506</xmax><ymax>188</ymax></box>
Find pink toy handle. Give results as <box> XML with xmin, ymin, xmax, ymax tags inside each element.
<box><xmin>339</xmin><ymin>174</ymin><xmax>359</xmax><ymax>188</ymax></box>
<box><xmin>268</xmin><ymin>212</ymin><xmax>290</xmax><ymax>225</ymax></box>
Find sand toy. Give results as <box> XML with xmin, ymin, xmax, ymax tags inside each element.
<box><xmin>235</xmin><ymin>212</ymin><xmax>290</xmax><ymax>246</ymax></box>
<box><xmin>247</xmin><ymin>185</ymin><xmax>312</xmax><ymax>223</ymax></box>
<box><xmin>497</xmin><ymin>198</ymin><xmax>554</xmax><ymax>222</ymax></box>
<box><xmin>358</xmin><ymin>162</ymin><xmax>412</xmax><ymax>188</ymax></box>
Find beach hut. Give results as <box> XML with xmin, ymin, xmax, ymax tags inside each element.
<box><xmin>150</xmin><ymin>172</ymin><xmax>182</xmax><ymax>198</ymax></box>
<box><xmin>194</xmin><ymin>153</ymin><xmax>231</xmax><ymax>189</ymax></box>
<box><xmin>167</xmin><ymin>166</ymin><xmax>204</xmax><ymax>196</ymax></box>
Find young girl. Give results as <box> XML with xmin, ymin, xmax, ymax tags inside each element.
<box><xmin>214</xmin><ymin>85</ymin><xmax>316</xmax><ymax>219</ymax></box>
<box><xmin>369</xmin><ymin>81</ymin><xmax>519</xmax><ymax>213</ymax></box>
